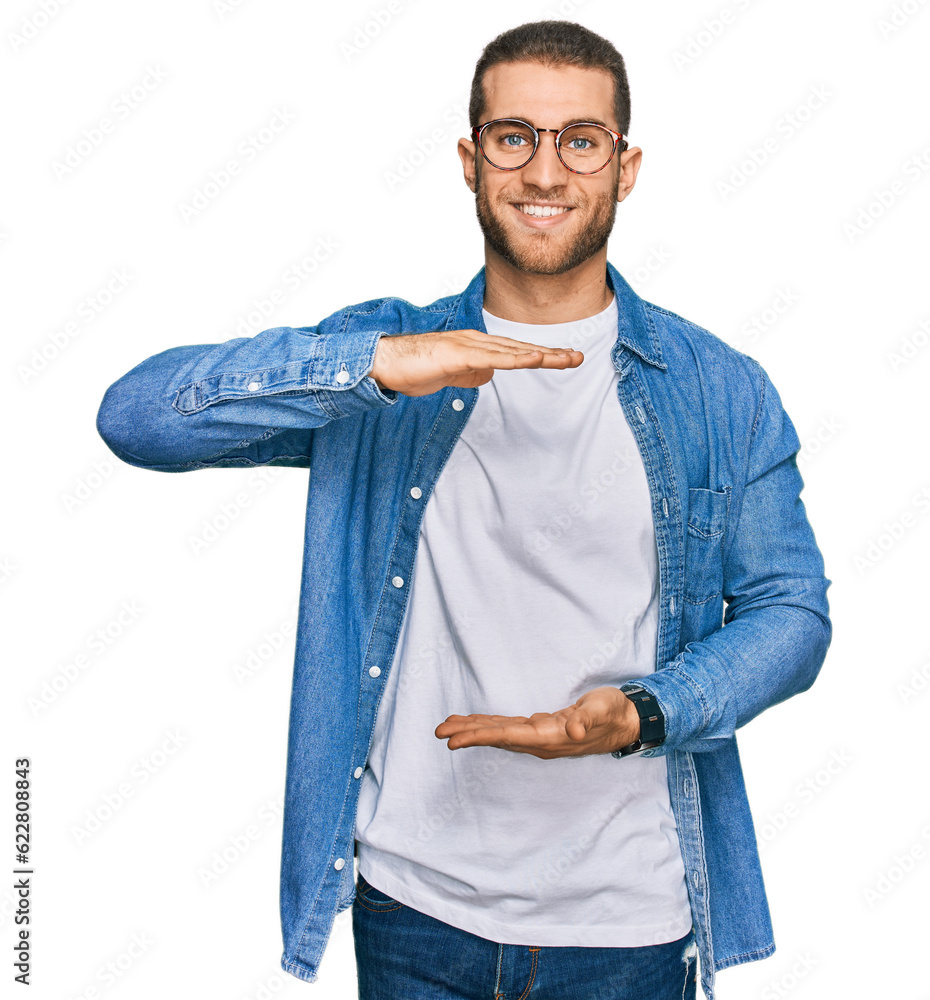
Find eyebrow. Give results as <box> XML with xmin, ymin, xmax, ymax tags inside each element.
<box><xmin>506</xmin><ymin>115</ymin><xmax>614</xmax><ymax>130</ymax></box>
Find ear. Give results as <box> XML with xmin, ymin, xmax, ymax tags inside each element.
<box><xmin>458</xmin><ymin>136</ymin><xmax>478</xmax><ymax>193</ymax></box>
<box><xmin>616</xmin><ymin>146</ymin><xmax>643</xmax><ymax>203</ymax></box>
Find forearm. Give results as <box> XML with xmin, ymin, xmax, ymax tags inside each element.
<box><xmin>629</xmin><ymin>600</ymin><xmax>831</xmax><ymax>755</ymax></box>
<box><xmin>96</xmin><ymin>324</ymin><xmax>397</xmax><ymax>472</ymax></box>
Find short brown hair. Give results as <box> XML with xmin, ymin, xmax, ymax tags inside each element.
<box><xmin>469</xmin><ymin>20</ymin><xmax>631</xmax><ymax>136</ymax></box>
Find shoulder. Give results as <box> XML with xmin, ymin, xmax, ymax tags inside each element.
<box><xmin>639</xmin><ymin>296</ymin><xmax>770</xmax><ymax>401</ymax></box>
<box><xmin>318</xmin><ymin>289</ymin><xmax>460</xmax><ymax>334</ymax></box>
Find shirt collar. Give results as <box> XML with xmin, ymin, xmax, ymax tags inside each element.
<box><xmin>451</xmin><ymin>260</ymin><xmax>666</xmax><ymax>371</ymax></box>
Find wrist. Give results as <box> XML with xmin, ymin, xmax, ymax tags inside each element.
<box><xmin>618</xmin><ymin>693</ymin><xmax>641</xmax><ymax>748</ymax></box>
<box><xmin>611</xmin><ymin>684</ymin><xmax>666</xmax><ymax>758</ymax></box>
<box><xmin>368</xmin><ymin>336</ymin><xmax>392</xmax><ymax>393</ymax></box>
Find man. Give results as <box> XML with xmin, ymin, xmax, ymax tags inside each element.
<box><xmin>96</xmin><ymin>20</ymin><xmax>831</xmax><ymax>1000</ymax></box>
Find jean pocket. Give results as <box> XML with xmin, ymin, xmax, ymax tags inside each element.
<box><xmin>683</xmin><ymin>487</ymin><xmax>729</xmax><ymax>605</ymax></box>
<box><xmin>355</xmin><ymin>872</ymin><xmax>405</xmax><ymax>912</ymax></box>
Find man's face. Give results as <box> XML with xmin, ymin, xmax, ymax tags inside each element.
<box><xmin>459</xmin><ymin>60</ymin><xmax>639</xmax><ymax>276</ymax></box>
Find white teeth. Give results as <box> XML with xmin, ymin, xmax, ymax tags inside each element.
<box><xmin>517</xmin><ymin>204</ymin><xmax>569</xmax><ymax>218</ymax></box>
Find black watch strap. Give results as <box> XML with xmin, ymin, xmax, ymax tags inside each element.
<box><xmin>612</xmin><ymin>684</ymin><xmax>665</xmax><ymax>758</ymax></box>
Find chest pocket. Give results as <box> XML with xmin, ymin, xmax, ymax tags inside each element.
<box><xmin>684</xmin><ymin>487</ymin><xmax>729</xmax><ymax>605</ymax></box>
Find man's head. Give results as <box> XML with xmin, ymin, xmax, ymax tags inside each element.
<box><xmin>458</xmin><ymin>21</ymin><xmax>641</xmax><ymax>277</ymax></box>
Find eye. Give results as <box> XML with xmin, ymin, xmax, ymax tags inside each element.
<box><xmin>502</xmin><ymin>133</ymin><xmax>530</xmax><ymax>147</ymax></box>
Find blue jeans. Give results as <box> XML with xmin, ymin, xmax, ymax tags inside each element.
<box><xmin>353</xmin><ymin>872</ymin><xmax>698</xmax><ymax>1000</ymax></box>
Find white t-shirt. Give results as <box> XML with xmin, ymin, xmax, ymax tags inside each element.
<box><xmin>354</xmin><ymin>294</ymin><xmax>692</xmax><ymax>946</ymax></box>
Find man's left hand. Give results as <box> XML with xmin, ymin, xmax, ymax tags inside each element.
<box><xmin>434</xmin><ymin>686</ymin><xmax>641</xmax><ymax>759</ymax></box>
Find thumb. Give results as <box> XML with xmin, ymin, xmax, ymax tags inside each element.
<box><xmin>565</xmin><ymin>708</ymin><xmax>593</xmax><ymax>742</ymax></box>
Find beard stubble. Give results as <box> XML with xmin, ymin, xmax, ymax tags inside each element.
<box><xmin>473</xmin><ymin>160</ymin><xmax>619</xmax><ymax>276</ymax></box>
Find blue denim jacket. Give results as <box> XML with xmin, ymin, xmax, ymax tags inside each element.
<box><xmin>96</xmin><ymin>261</ymin><xmax>831</xmax><ymax>1000</ymax></box>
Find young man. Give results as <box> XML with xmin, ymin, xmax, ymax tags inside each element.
<box><xmin>96</xmin><ymin>20</ymin><xmax>831</xmax><ymax>1000</ymax></box>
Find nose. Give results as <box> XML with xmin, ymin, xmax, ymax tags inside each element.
<box><xmin>520</xmin><ymin>130</ymin><xmax>568</xmax><ymax>189</ymax></box>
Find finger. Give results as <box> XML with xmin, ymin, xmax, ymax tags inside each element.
<box><xmin>446</xmin><ymin>722</ymin><xmax>548</xmax><ymax>749</ymax></box>
<box><xmin>463</xmin><ymin>348</ymin><xmax>583</xmax><ymax>371</ymax></box>
<box><xmin>470</xmin><ymin>331</ymin><xmax>584</xmax><ymax>353</ymax></box>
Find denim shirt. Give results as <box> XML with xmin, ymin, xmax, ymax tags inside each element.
<box><xmin>96</xmin><ymin>261</ymin><xmax>831</xmax><ymax>1000</ymax></box>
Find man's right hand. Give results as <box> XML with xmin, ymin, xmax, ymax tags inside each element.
<box><xmin>366</xmin><ymin>330</ymin><xmax>583</xmax><ymax>398</ymax></box>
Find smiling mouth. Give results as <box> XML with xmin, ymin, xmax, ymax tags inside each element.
<box><xmin>513</xmin><ymin>203</ymin><xmax>574</xmax><ymax>218</ymax></box>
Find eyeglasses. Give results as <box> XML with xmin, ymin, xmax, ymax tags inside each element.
<box><xmin>471</xmin><ymin>118</ymin><xmax>628</xmax><ymax>175</ymax></box>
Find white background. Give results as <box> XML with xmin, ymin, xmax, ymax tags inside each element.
<box><xmin>2</xmin><ymin>0</ymin><xmax>928</xmax><ymax>997</ymax></box>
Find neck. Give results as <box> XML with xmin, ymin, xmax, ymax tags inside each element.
<box><xmin>482</xmin><ymin>246</ymin><xmax>613</xmax><ymax>324</ymax></box>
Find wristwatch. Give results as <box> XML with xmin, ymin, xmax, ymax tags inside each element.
<box><xmin>611</xmin><ymin>684</ymin><xmax>666</xmax><ymax>758</ymax></box>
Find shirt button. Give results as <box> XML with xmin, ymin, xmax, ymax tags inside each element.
<box><xmin>410</xmin><ymin>487</ymin><xmax>422</xmax><ymax>499</ymax></box>
<box><xmin>452</xmin><ymin>398</ymin><xmax>464</xmax><ymax>411</ymax></box>
<box><xmin>369</xmin><ymin>665</ymin><xmax>381</xmax><ymax>678</ymax></box>
<box><xmin>335</xmin><ymin>370</ymin><xmax>351</xmax><ymax>384</ymax></box>
<box><xmin>247</xmin><ymin>381</ymin><xmax>261</xmax><ymax>391</ymax></box>
<box><xmin>392</xmin><ymin>576</ymin><xmax>404</xmax><ymax>588</ymax></box>
<box><xmin>334</xmin><ymin>858</ymin><xmax>346</xmax><ymax>871</ymax></box>
<box><xmin>354</xmin><ymin>766</ymin><xmax>364</xmax><ymax>779</ymax></box>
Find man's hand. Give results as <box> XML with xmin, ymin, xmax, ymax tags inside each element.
<box><xmin>368</xmin><ymin>329</ymin><xmax>583</xmax><ymax>398</ymax></box>
<box><xmin>434</xmin><ymin>686</ymin><xmax>641</xmax><ymax>759</ymax></box>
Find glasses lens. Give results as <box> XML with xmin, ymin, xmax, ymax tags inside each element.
<box><xmin>558</xmin><ymin>124</ymin><xmax>615</xmax><ymax>173</ymax></box>
<box><xmin>480</xmin><ymin>120</ymin><xmax>536</xmax><ymax>168</ymax></box>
